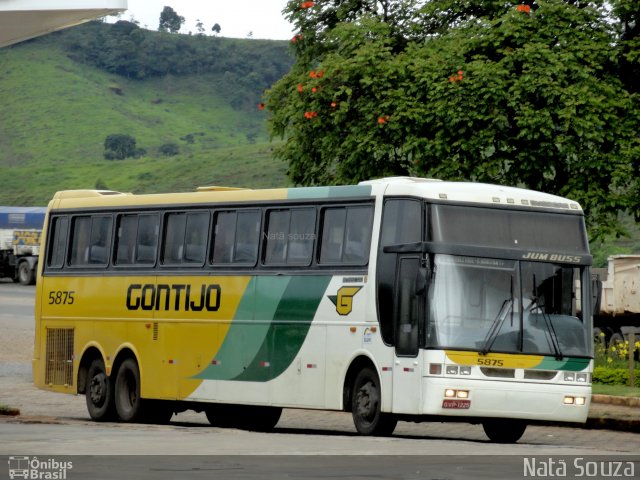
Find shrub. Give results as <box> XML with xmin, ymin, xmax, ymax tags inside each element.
<box><xmin>104</xmin><ymin>134</ymin><xmax>138</xmax><ymax>160</ymax></box>
<box><xmin>159</xmin><ymin>143</ymin><xmax>179</xmax><ymax>156</ymax></box>
<box><xmin>592</xmin><ymin>367</ymin><xmax>630</xmax><ymax>386</ymax></box>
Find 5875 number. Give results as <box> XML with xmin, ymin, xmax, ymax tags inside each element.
<box><xmin>48</xmin><ymin>290</ymin><xmax>75</xmax><ymax>305</ymax></box>
<box><xmin>477</xmin><ymin>358</ymin><xmax>504</xmax><ymax>367</ymax></box>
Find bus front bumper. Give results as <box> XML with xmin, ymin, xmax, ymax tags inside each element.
<box><xmin>421</xmin><ymin>377</ymin><xmax>591</xmax><ymax>423</ymax></box>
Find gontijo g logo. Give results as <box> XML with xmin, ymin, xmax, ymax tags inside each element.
<box><xmin>328</xmin><ymin>286</ymin><xmax>362</xmax><ymax>316</ymax></box>
<box><xmin>8</xmin><ymin>456</ymin><xmax>73</xmax><ymax>479</ymax></box>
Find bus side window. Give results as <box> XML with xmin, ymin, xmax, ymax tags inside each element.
<box><xmin>287</xmin><ymin>209</ymin><xmax>315</xmax><ymax>265</ymax></box>
<box><xmin>264</xmin><ymin>208</ymin><xmax>316</xmax><ymax>266</ymax></box>
<box><xmin>319</xmin><ymin>205</ymin><xmax>373</xmax><ymax>265</ymax></box>
<box><xmin>162</xmin><ymin>213</ymin><xmax>187</xmax><ymax>264</ymax></box>
<box><xmin>320</xmin><ymin>209</ymin><xmax>345</xmax><ymax>263</ymax></box>
<box><xmin>184</xmin><ymin>212</ymin><xmax>209</xmax><ymax>264</ymax></box>
<box><xmin>212</xmin><ymin>211</ymin><xmax>237</xmax><ymax>264</ymax></box>
<box><xmin>135</xmin><ymin>215</ymin><xmax>159</xmax><ymax>265</ymax></box>
<box><xmin>69</xmin><ymin>217</ymin><xmax>92</xmax><ymax>266</ymax></box>
<box><xmin>88</xmin><ymin>216</ymin><xmax>112</xmax><ymax>265</ymax></box>
<box><xmin>115</xmin><ymin>215</ymin><xmax>138</xmax><ymax>265</ymax></box>
<box><xmin>264</xmin><ymin>210</ymin><xmax>290</xmax><ymax>264</ymax></box>
<box><xmin>47</xmin><ymin>216</ymin><xmax>69</xmax><ymax>268</ymax></box>
<box><xmin>233</xmin><ymin>210</ymin><xmax>260</xmax><ymax>264</ymax></box>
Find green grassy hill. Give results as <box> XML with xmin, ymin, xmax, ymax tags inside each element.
<box><xmin>0</xmin><ymin>25</ymin><xmax>291</xmax><ymax>205</ymax></box>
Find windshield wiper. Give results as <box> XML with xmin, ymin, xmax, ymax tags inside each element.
<box><xmin>480</xmin><ymin>298</ymin><xmax>513</xmax><ymax>355</ymax></box>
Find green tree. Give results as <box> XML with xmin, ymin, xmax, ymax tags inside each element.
<box><xmin>266</xmin><ymin>0</ymin><xmax>640</xmax><ymax>239</ymax></box>
<box><xmin>159</xmin><ymin>6</ymin><xmax>185</xmax><ymax>33</ymax></box>
<box><xmin>195</xmin><ymin>19</ymin><xmax>205</xmax><ymax>36</ymax></box>
<box><xmin>104</xmin><ymin>134</ymin><xmax>141</xmax><ymax>160</ymax></box>
<box><xmin>212</xmin><ymin>23</ymin><xmax>221</xmax><ymax>35</ymax></box>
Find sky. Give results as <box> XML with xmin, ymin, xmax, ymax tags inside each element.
<box><xmin>111</xmin><ymin>0</ymin><xmax>295</xmax><ymax>40</ymax></box>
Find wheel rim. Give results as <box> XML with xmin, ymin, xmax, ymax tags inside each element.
<box><xmin>355</xmin><ymin>380</ymin><xmax>379</xmax><ymax>425</ymax></box>
<box><xmin>89</xmin><ymin>372</ymin><xmax>107</xmax><ymax>407</ymax></box>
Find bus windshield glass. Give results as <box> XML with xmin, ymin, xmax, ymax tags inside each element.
<box><xmin>426</xmin><ymin>255</ymin><xmax>591</xmax><ymax>357</ymax></box>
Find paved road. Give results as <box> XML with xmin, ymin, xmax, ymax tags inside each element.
<box><xmin>1</xmin><ymin>282</ymin><xmax>638</xmax><ymax>479</ymax></box>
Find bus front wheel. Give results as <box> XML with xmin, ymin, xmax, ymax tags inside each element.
<box><xmin>351</xmin><ymin>367</ymin><xmax>397</xmax><ymax>436</ymax></box>
<box><xmin>86</xmin><ymin>359</ymin><xmax>116</xmax><ymax>421</ymax></box>
<box><xmin>482</xmin><ymin>419</ymin><xmax>527</xmax><ymax>443</ymax></box>
<box><xmin>114</xmin><ymin>358</ymin><xmax>144</xmax><ymax>422</ymax></box>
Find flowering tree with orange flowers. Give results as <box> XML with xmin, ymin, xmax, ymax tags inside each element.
<box><xmin>265</xmin><ymin>0</ymin><xmax>639</xmax><ymax>239</ymax></box>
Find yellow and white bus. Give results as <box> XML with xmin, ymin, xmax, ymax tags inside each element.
<box><xmin>33</xmin><ymin>177</ymin><xmax>593</xmax><ymax>442</ymax></box>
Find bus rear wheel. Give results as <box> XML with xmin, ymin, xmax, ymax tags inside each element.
<box><xmin>114</xmin><ymin>358</ymin><xmax>144</xmax><ymax>422</ymax></box>
<box><xmin>351</xmin><ymin>367</ymin><xmax>397</xmax><ymax>436</ymax></box>
<box><xmin>482</xmin><ymin>419</ymin><xmax>527</xmax><ymax>443</ymax></box>
<box><xmin>86</xmin><ymin>359</ymin><xmax>116</xmax><ymax>421</ymax></box>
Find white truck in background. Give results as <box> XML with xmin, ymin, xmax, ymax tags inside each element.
<box><xmin>0</xmin><ymin>206</ymin><xmax>46</xmax><ymax>285</ymax></box>
<box><xmin>592</xmin><ymin>255</ymin><xmax>640</xmax><ymax>347</ymax></box>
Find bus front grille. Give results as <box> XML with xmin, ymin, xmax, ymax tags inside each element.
<box><xmin>45</xmin><ymin>328</ymin><xmax>74</xmax><ymax>386</ymax></box>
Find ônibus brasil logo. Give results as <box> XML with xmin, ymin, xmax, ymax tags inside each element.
<box><xmin>8</xmin><ymin>456</ymin><xmax>73</xmax><ymax>479</ymax></box>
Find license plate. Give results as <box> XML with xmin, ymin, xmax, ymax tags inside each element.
<box><xmin>442</xmin><ymin>399</ymin><xmax>471</xmax><ymax>409</ymax></box>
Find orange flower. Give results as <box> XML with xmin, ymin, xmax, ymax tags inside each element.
<box><xmin>258</xmin><ymin>103</ymin><xmax>265</xmax><ymax>110</ymax></box>
<box><xmin>449</xmin><ymin>71</ymin><xmax>463</xmax><ymax>82</ymax></box>
<box><xmin>316</xmin><ymin>70</ymin><xmax>325</xmax><ymax>78</ymax></box>
<box><xmin>309</xmin><ymin>70</ymin><xmax>317</xmax><ymax>78</ymax></box>
<box><xmin>517</xmin><ymin>4</ymin><xmax>531</xmax><ymax>13</ymax></box>
<box><xmin>300</xmin><ymin>1</ymin><xmax>315</xmax><ymax>9</ymax></box>
<box><xmin>297</xmin><ymin>84</ymin><xmax>304</xmax><ymax>92</ymax></box>
<box><xmin>311</xmin><ymin>87</ymin><xmax>318</xmax><ymax>93</ymax></box>
<box><xmin>304</xmin><ymin>111</ymin><xmax>318</xmax><ymax>119</ymax></box>
<box><xmin>330</xmin><ymin>101</ymin><xmax>337</xmax><ymax>108</ymax></box>
<box><xmin>377</xmin><ymin>117</ymin><xmax>387</xmax><ymax>124</ymax></box>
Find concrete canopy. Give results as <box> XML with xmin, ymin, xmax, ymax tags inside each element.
<box><xmin>0</xmin><ymin>0</ymin><xmax>127</xmax><ymax>47</ymax></box>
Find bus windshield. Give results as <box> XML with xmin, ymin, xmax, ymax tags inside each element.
<box><xmin>426</xmin><ymin>255</ymin><xmax>591</xmax><ymax>357</ymax></box>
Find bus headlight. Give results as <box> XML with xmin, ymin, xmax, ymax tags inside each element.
<box><xmin>576</xmin><ymin>373</ymin><xmax>589</xmax><ymax>383</ymax></box>
<box><xmin>446</xmin><ymin>365</ymin><xmax>459</xmax><ymax>375</ymax></box>
<box><xmin>564</xmin><ymin>372</ymin><xmax>575</xmax><ymax>381</ymax></box>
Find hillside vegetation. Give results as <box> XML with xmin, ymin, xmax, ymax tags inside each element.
<box><xmin>0</xmin><ymin>22</ymin><xmax>292</xmax><ymax>205</ymax></box>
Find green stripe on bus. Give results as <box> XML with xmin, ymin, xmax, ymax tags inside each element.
<box><xmin>233</xmin><ymin>275</ymin><xmax>331</xmax><ymax>382</ymax></box>
<box><xmin>287</xmin><ymin>185</ymin><xmax>371</xmax><ymax>200</ymax></box>
<box><xmin>193</xmin><ymin>276</ymin><xmax>291</xmax><ymax>380</ymax></box>
<box><xmin>536</xmin><ymin>357</ymin><xmax>590</xmax><ymax>371</ymax></box>
<box><xmin>194</xmin><ymin>275</ymin><xmax>331</xmax><ymax>382</ymax></box>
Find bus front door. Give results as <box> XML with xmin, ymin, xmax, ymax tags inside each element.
<box><xmin>391</xmin><ymin>255</ymin><xmax>424</xmax><ymax>414</ymax></box>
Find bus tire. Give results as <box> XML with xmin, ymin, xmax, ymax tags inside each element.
<box><xmin>244</xmin><ymin>406</ymin><xmax>282</xmax><ymax>432</ymax></box>
<box><xmin>205</xmin><ymin>404</ymin><xmax>242</xmax><ymax>428</ymax></box>
<box><xmin>482</xmin><ymin>419</ymin><xmax>527</xmax><ymax>443</ymax></box>
<box><xmin>17</xmin><ymin>262</ymin><xmax>34</xmax><ymax>286</ymax></box>
<box><xmin>351</xmin><ymin>367</ymin><xmax>397</xmax><ymax>436</ymax></box>
<box><xmin>85</xmin><ymin>359</ymin><xmax>116</xmax><ymax>421</ymax></box>
<box><xmin>114</xmin><ymin>358</ymin><xmax>144</xmax><ymax>422</ymax></box>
